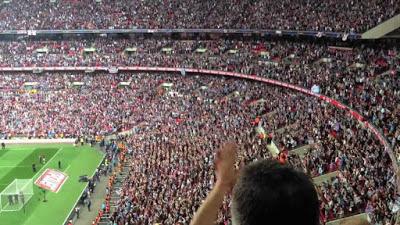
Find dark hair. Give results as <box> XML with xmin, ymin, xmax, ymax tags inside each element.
<box><xmin>231</xmin><ymin>159</ymin><xmax>319</xmax><ymax>225</ymax></box>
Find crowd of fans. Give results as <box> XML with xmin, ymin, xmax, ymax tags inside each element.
<box><xmin>0</xmin><ymin>1</ymin><xmax>398</xmax><ymax>224</ymax></box>
<box><xmin>283</xmin><ymin>114</ymin><xmax>397</xmax><ymax>223</ymax></box>
<box><xmin>0</xmin><ymin>0</ymin><xmax>399</xmax><ymax>32</ymax></box>
<box><xmin>0</xmin><ymin>38</ymin><xmax>398</xmax><ymax>152</ymax></box>
<box><xmin>0</xmin><ymin>72</ymin><xmax>143</xmax><ymax>137</ymax></box>
<box><xmin>0</xmin><ymin>67</ymin><xmax>398</xmax><ymax>224</ymax></box>
<box><xmin>87</xmin><ymin>73</ymin><xmax>396</xmax><ymax>225</ymax></box>
<box><xmin>0</xmin><ymin>38</ymin><xmax>399</xmax><ymax>224</ymax></box>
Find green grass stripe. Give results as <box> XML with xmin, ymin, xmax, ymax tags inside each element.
<box><xmin>0</xmin><ymin>148</ymin><xmax>59</xmax><ymax>192</ymax></box>
<box><xmin>0</xmin><ymin>144</ymin><xmax>104</xmax><ymax>225</ymax></box>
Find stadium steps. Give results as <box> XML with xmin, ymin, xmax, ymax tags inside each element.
<box><xmin>374</xmin><ymin>69</ymin><xmax>396</xmax><ymax>81</ymax></box>
<box><xmin>110</xmin><ymin>193</ymin><xmax>120</xmax><ymax>199</ymax></box>
<box><xmin>362</xmin><ymin>13</ymin><xmax>400</xmax><ymax>39</ymax></box>
<box><xmin>325</xmin><ymin>213</ymin><xmax>369</xmax><ymax>225</ymax></box>
<box><xmin>98</xmin><ymin>215</ymin><xmax>112</xmax><ymax>224</ymax></box>
<box><xmin>94</xmin><ymin>156</ymin><xmax>133</xmax><ymax>223</ymax></box>
<box><xmin>98</xmin><ymin>222</ymin><xmax>110</xmax><ymax>225</ymax></box>
<box><xmin>265</xmin><ymin>110</ymin><xmax>277</xmax><ymax>118</ymax></box>
<box><xmin>290</xmin><ymin>143</ymin><xmax>316</xmax><ymax>158</ymax></box>
<box><xmin>115</xmin><ymin>174</ymin><xmax>127</xmax><ymax>181</ymax></box>
<box><xmin>118</xmin><ymin>171</ymin><xmax>129</xmax><ymax>177</ymax></box>
<box><xmin>74</xmin><ymin>148</ymin><xmax>133</xmax><ymax>225</ymax></box>
<box><xmin>266</xmin><ymin>141</ymin><xmax>280</xmax><ymax>157</ymax></box>
<box><xmin>73</xmin><ymin>170</ymin><xmax>112</xmax><ymax>225</ymax></box>
<box><xmin>106</xmin><ymin>160</ymin><xmax>131</xmax><ymax>215</ymax></box>
<box><xmin>312</xmin><ymin>171</ymin><xmax>340</xmax><ymax>185</ymax></box>
<box><xmin>274</xmin><ymin>123</ymin><xmax>298</xmax><ymax>134</ymax></box>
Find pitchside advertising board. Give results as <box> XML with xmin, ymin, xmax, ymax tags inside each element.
<box><xmin>34</xmin><ymin>169</ymin><xmax>68</xmax><ymax>193</ymax></box>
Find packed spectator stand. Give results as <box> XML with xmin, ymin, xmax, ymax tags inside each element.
<box><xmin>0</xmin><ymin>69</ymin><xmax>398</xmax><ymax>224</ymax></box>
<box><xmin>0</xmin><ymin>39</ymin><xmax>398</xmax><ymax>152</ymax></box>
<box><xmin>0</xmin><ymin>1</ymin><xmax>399</xmax><ymax>224</ymax></box>
<box><xmin>0</xmin><ymin>0</ymin><xmax>399</xmax><ymax>32</ymax></box>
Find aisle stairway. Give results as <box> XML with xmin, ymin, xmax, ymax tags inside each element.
<box><xmin>362</xmin><ymin>14</ymin><xmax>400</xmax><ymax>39</ymax></box>
<box><xmin>97</xmin><ymin>157</ymin><xmax>131</xmax><ymax>225</ymax></box>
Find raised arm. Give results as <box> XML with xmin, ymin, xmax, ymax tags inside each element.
<box><xmin>190</xmin><ymin>142</ymin><xmax>238</xmax><ymax>225</ymax></box>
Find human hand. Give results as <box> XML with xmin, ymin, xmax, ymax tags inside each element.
<box><xmin>215</xmin><ymin>142</ymin><xmax>238</xmax><ymax>192</ymax></box>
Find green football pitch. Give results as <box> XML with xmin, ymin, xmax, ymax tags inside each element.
<box><xmin>0</xmin><ymin>144</ymin><xmax>104</xmax><ymax>225</ymax></box>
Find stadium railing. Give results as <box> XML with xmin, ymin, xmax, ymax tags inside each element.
<box><xmin>0</xmin><ymin>29</ymin><xmax>361</xmax><ymax>40</ymax></box>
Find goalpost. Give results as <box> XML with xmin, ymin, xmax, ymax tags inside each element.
<box><xmin>0</xmin><ymin>179</ymin><xmax>34</xmax><ymax>213</ymax></box>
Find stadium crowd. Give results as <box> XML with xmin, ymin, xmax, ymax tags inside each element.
<box><xmin>0</xmin><ymin>68</ymin><xmax>398</xmax><ymax>224</ymax></box>
<box><xmin>0</xmin><ymin>72</ymin><xmax>141</xmax><ymax>137</ymax></box>
<box><xmin>0</xmin><ymin>0</ymin><xmax>398</xmax><ymax>224</ymax></box>
<box><xmin>0</xmin><ymin>39</ymin><xmax>398</xmax><ymax>152</ymax></box>
<box><xmin>0</xmin><ymin>0</ymin><xmax>399</xmax><ymax>32</ymax></box>
<box><xmin>12</xmin><ymin>74</ymin><xmax>378</xmax><ymax>224</ymax></box>
<box><xmin>60</xmin><ymin>73</ymin><xmax>393</xmax><ymax>225</ymax></box>
<box><xmin>0</xmin><ymin>39</ymin><xmax>398</xmax><ymax>224</ymax></box>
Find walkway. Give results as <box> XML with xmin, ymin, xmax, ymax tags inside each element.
<box><xmin>73</xmin><ymin>173</ymin><xmax>109</xmax><ymax>225</ymax></box>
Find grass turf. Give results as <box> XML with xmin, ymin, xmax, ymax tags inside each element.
<box><xmin>0</xmin><ymin>144</ymin><xmax>104</xmax><ymax>225</ymax></box>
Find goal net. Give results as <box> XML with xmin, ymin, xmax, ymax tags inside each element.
<box><xmin>0</xmin><ymin>179</ymin><xmax>33</xmax><ymax>212</ymax></box>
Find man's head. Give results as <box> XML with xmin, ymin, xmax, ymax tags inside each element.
<box><xmin>231</xmin><ymin>159</ymin><xmax>319</xmax><ymax>225</ymax></box>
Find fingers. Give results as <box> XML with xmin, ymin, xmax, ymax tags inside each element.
<box><xmin>216</xmin><ymin>150</ymin><xmax>222</xmax><ymax>159</ymax></box>
<box><xmin>215</xmin><ymin>151</ymin><xmax>221</xmax><ymax>170</ymax></box>
<box><xmin>215</xmin><ymin>142</ymin><xmax>238</xmax><ymax>173</ymax></box>
<box><xmin>215</xmin><ymin>142</ymin><xmax>237</xmax><ymax>159</ymax></box>
<box><xmin>223</xmin><ymin>141</ymin><xmax>238</xmax><ymax>151</ymax></box>
<box><xmin>220</xmin><ymin>141</ymin><xmax>238</xmax><ymax>158</ymax></box>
